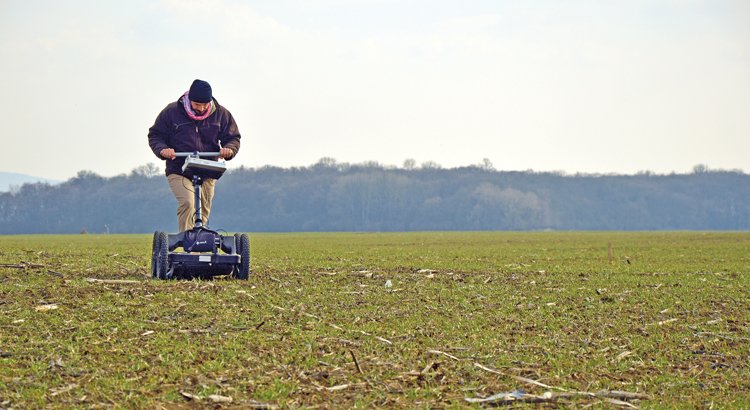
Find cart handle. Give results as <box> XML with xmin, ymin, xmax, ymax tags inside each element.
<box><xmin>174</xmin><ymin>152</ymin><xmax>221</xmax><ymax>157</ymax></box>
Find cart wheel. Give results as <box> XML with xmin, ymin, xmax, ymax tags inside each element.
<box><xmin>235</xmin><ymin>233</ymin><xmax>250</xmax><ymax>280</ymax></box>
<box><xmin>233</xmin><ymin>233</ymin><xmax>242</xmax><ymax>254</ymax></box>
<box><xmin>155</xmin><ymin>231</ymin><xmax>170</xmax><ymax>279</ymax></box>
<box><xmin>151</xmin><ymin>231</ymin><xmax>162</xmax><ymax>278</ymax></box>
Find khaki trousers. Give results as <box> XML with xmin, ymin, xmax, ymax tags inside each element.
<box><xmin>167</xmin><ymin>174</ymin><xmax>216</xmax><ymax>232</ymax></box>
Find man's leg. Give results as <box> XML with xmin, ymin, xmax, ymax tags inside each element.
<box><xmin>200</xmin><ymin>178</ymin><xmax>216</xmax><ymax>226</ymax></box>
<box><xmin>167</xmin><ymin>174</ymin><xmax>195</xmax><ymax>232</ymax></box>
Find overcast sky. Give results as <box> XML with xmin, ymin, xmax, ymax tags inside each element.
<box><xmin>1</xmin><ymin>0</ymin><xmax>748</xmax><ymax>180</ymax></box>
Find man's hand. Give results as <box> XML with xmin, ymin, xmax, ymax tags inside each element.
<box><xmin>220</xmin><ymin>148</ymin><xmax>234</xmax><ymax>159</ymax></box>
<box><xmin>160</xmin><ymin>148</ymin><xmax>176</xmax><ymax>160</ymax></box>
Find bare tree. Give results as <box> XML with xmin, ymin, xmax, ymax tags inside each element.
<box><xmin>403</xmin><ymin>158</ymin><xmax>416</xmax><ymax>170</ymax></box>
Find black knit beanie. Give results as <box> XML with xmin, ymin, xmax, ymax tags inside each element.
<box><xmin>188</xmin><ymin>79</ymin><xmax>212</xmax><ymax>103</ymax></box>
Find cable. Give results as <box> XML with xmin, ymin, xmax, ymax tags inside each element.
<box><xmin>181</xmin><ymin>175</ymin><xmax>195</xmax><ymax>194</ymax></box>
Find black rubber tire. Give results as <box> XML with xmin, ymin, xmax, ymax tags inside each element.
<box><xmin>235</xmin><ymin>233</ymin><xmax>250</xmax><ymax>280</ymax></box>
<box><xmin>233</xmin><ymin>233</ymin><xmax>242</xmax><ymax>255</ymax></box>
<box><xmin>156</xmin><ymin>231</ymin><xmax>169</xmax><ymax>280</ymax></box>
<box><xmin>151</xmin><ymin>231</ymin><xmax>162</xmax><ymax>278</ymax></box>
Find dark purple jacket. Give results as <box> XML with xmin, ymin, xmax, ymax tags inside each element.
<box><xmin>148</xmin><ymin>96</ymin><xmax>241</xmax><ymax>179</ymax></box>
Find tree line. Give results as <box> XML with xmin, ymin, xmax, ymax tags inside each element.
<box><xmin>1</xmin><ymin>160</ymin><xmax>748</xmax><ymax>234</ymax></box>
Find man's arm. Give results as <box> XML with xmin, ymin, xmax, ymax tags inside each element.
<box><xmin>148</xmin><ymin>108</ymin><xmax>172</xmax><ymax>159</ymax></box>
<box><xmin>219</xmin><ymin>111</ymin><xmax>241</xmax><ymax>160</ymax></box>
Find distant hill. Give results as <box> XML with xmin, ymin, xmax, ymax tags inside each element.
<box><xmin>0</xmin><ymin>172</ymin><xmax>61</xmax><ymax>192</ymax></box>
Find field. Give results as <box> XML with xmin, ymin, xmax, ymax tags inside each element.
<box><xmin>1</xmin><ymin>232</ymin><xmax>748</xmax><ymax>408</ymax></box>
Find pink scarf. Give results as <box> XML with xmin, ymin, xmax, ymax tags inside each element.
<box><xmin>182</xmin><ymin>91</ymin><xmax>215</xmax><ymax>121</ymax></box>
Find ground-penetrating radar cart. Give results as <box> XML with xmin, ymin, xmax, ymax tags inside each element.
<box><xmin>151</xmin><ymin>152</ymin><xmax>250</xmax><ymax>280</ymax></box>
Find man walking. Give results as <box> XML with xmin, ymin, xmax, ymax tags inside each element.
<box><xmin>148</xmin><ymin>79</ymin><xmax>241</xmax><ymax>231</ymax></box>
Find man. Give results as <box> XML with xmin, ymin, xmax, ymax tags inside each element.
<box><xmin>148</xmin><ymin>79</ymin><xmax>241</xmax><ymax>232</ymax></box>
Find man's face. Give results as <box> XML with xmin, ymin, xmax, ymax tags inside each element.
<box><xmin>191</xmin><ymin>101</ymin><xmax>210</xmax><ymax>114</ymax></box>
